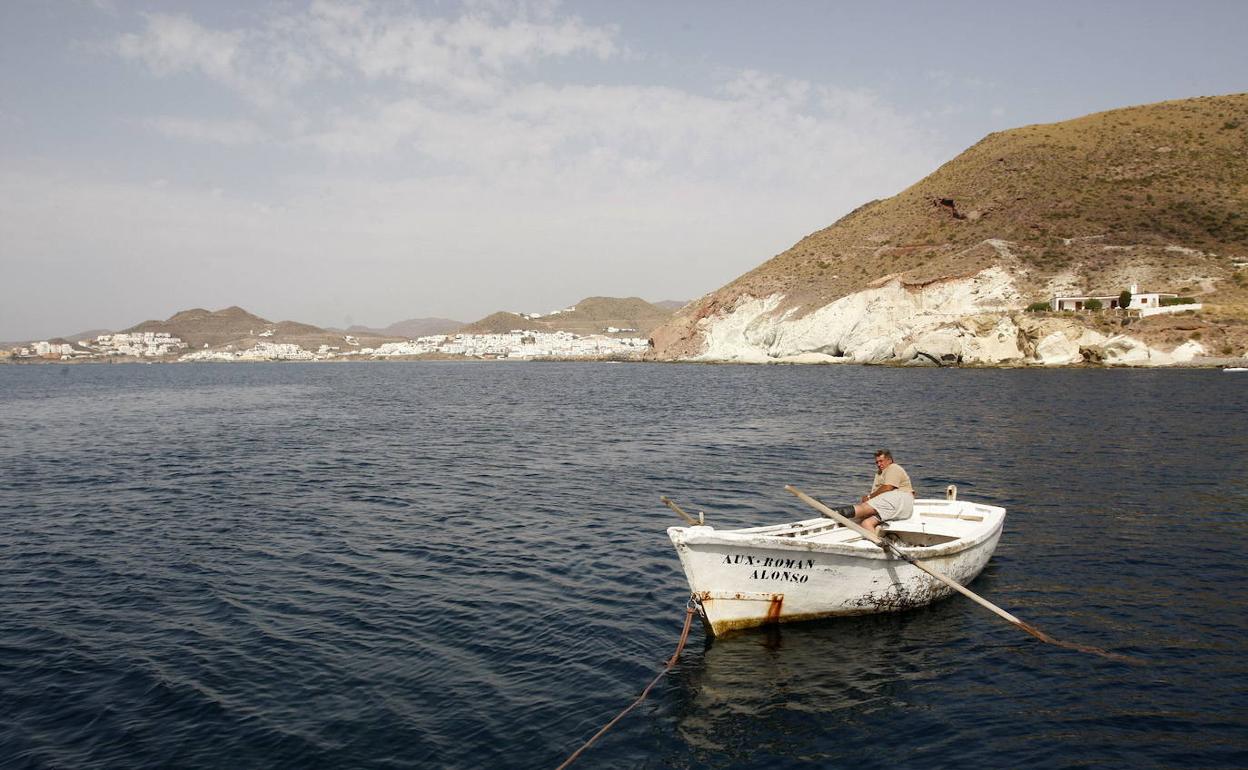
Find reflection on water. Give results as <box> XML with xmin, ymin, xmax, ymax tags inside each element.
<box><xmin>669</xmin><ymin>607</ymin><xmax>981</xmax><ymax>759</ymax></box>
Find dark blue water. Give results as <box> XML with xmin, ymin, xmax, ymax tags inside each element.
<box><xmin>1</xmin><ymin>362</ymin><xmax>1245</xmax><ymax>769</ymax></box>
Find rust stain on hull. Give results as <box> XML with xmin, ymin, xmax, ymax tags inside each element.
<box><xmin>696</xmin><ymin>591</ymin><xmax>788</xmax><ymax>635</ymax></box>
<box><xmin>764</xmin><ymin>595</ymin><xmax>783</xmax><ymax>624</ymax></box>
<box><xmin>698</xmin><ymin>578</ymin><xmax>967</xmax><ymax>636</ymax></box>
<box><xmin>708</xmin><ymin>608</ymin><xmax>879</xmax><ymax>636</ymax></box>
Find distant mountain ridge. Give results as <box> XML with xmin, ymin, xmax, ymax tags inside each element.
<box><xmin>58</xmin><ymin>328</ymin><xmax>114</xmax><ymax>344</ymax></box>
<box><xmin>125</xmin><ymin>306</ymin><xmax>400</xmax><ymax>351</ymax></box>
<box><xmin>460</xmin><ymin>297</ymin><xmax>674</xmax><ymax>335</ymax></box>
<box><xmin>11</xmin><ymin>297</ymin><xmax>678</xmax><ymax>350</ymax></box>
<box><xmin>342</xmin><ymin>317</ymin><xmax>465</xmax><ymax>338</ymax></box>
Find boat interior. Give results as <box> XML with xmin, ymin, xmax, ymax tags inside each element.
<box><xmin>720</xmin><ymin>499</ymin><xmax>1001</xmax><ymax>550</ymax></box>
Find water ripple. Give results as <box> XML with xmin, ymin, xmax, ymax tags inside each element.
<box><xmin>0</xmin><ymin>363</ymin><xmax>1245</xmax><ymax>768</ymax></box>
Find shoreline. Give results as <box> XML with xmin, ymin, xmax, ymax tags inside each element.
<box><xmin>3</xmin><ymin>354</ymin><xmax>1245</xmax><ymax>369</ymax></box>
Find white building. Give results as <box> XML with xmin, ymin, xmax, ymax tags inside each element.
<box><xmin>368</xmin><ymin>330</ymin><xmax>648</xmax><ymax>360</ymax></box>
<box><xmin>91</xmin><ymin>332</ymin><xmax>188</xmax><ymax>357</ymax></box>
<box><xmin>174</xmin><ymin>330</ymin><xmax>649</xmax><ymax>362</ymax></box>
<box><xmin>1051</xmin><ymin>284</ymin><xmax>1181</xmax><ymax>312</ymax></box>
<box><xmin>31</xmin><ymin>341</ymin><xmax>75</xmax><ymax>357</ymax></box>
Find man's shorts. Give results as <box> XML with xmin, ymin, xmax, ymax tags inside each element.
<box><xmin>869</xmin><ymin>489</ymin><xmax>914</xmax><ymax>521</ymax></box>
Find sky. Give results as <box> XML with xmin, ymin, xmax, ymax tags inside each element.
<box><xmin>2</xmin><ymin>1</ymin><xmax>1246</xmax><ymax>340</ymax></box>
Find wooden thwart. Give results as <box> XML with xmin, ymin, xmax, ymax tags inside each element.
<box><xmin>784</xmin><ymin>485</ymin><xmax>1140</xmax><ymax>664</ymax></box>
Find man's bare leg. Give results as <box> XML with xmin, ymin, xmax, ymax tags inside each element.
<box><xmin>852</xmin><ymin>502</ymin><xmax>882</xmax><ymax>533</ymax></box>
<box><xmin>824</xmin><ymin>501</ymin><xmax>882</xmax><ymax>533</ymax></box>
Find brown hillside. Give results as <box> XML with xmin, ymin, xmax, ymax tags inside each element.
<box><xmin>653</xmin><ymin>93</ymin><xmax>1248</xmax><ymax>357</ymax></box>
<box><xmin>127</xmin><ymin>306</ymin><xmax>272</xmax><ymax>348</ymax></box>
<box><xmin>460</xmin><ymin>312</ymin><xmax>532</xmax><ymax>334</ymax></box>
<box><xmin>128</xmin><ymin>306</ymin><xmax>400</xmax><ymax>350</ymax></box>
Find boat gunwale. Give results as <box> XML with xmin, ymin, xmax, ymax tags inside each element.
<box><xmin>668</xmin><ymin>499</ymin><xmax>1005</xmax><ymax>561</ymax></box>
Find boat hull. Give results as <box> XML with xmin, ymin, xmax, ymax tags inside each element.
<box><xmin>668</xmin><ymin>502</ymin><xmax>1004</xmax><ymax>636</ymax></box>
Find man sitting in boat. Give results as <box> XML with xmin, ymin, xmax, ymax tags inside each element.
<box><xmin>824</xmin><ymin>449</ymin><xmax>915</xmax><ymax>534</ymax></box>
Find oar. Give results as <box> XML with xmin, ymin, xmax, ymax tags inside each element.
<box><xmin>660</xmin><ymin>496</ymin><xmax>699</xmax><ymax>526</ymax></box>
<box><xmin>785</xmin><ymin>485</ymin><xmax>1138</xmax><ymax>663</ymax></box>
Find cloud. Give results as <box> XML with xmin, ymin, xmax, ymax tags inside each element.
<box><xmin>1</xmin><ymin>69</ymin><xmax>939</xmax><ymax>334</ymax></box>
<box><xmin>118</xmin><ymin>13</ymin><xmax>242</xmax><ymax>81</ymax></box>
<box><xmin>114</xmin><ymin>2</ymin><xmax>618</xmax><ymax>104</ymax></box>
<box><xmin>299</xmin><ymin>74</ymin><xmax>933</xmax><ymax>195</ymax></box>
<box><xmin>1</xmin><ymin>163</ymin><xmax>758</xmax><ymax>333</ymax></box>
<box><xmin>0</xmin><ymin>1</ymin><xmax>954</xmax><ymax>338</ymax></box>
<box><xmin>332</xmin><ymin>9</ymin><xmax>616</xmax><ymax>95</ymax></box>
<box><xmin>74</xmin><ymin>0</ymin><xmax>119</xmax><ymax>14</ymax></box>
<box><xmin>143</xmin><ymin>116</ymin><xmax>265</xmax><ymax>145</ymax></box>
<box><xmin>111</xmin><ymin>4</ymin><xmax>933</xmax><ymax>193</ymax></box>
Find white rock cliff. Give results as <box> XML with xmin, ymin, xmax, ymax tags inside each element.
<box><xmin>688</xmin><ymin>267</ymin><xmax>1203</xmax><ymax>366</ymax></box>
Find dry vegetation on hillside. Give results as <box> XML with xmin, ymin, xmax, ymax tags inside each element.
<box><xmin>655</xmin><ymin>93</ymin><xmax>1248</xmax><ymax>358</ymax></box>
<box><xmin>127</xmin><ymin>306</ymin><xmax>400</xmax><ymax>351</ymax></box>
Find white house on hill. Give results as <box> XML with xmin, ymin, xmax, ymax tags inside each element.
<box><xmin>1050</xmin><ymin>284</ymin><xmax>1202</xmax><ymax>317</ymax></box>
<box><xmin>1050</xmin><ymin>284</ymin><xmax>1176</xmax><ymax>311</ymax></box>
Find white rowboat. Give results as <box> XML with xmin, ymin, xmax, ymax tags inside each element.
<box><xmin>668</xmin><ymin>497</ymin><xmax>1006</xmax><ymax>636</ymax></box>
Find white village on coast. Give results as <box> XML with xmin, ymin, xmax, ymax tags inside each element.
<box><xmin>6</xmin><ymin>329</ymin><xmax>650</xmax><ymax>363</ymax></box>
<box><xmin>2</xmin><ymin>283</ymin><xmax>1212</xmax><ymax>366</ymax></box>
<box><xmin>1</xmin><ymin>297</ymin><xmax>668</xmax><ymax>364</ymax></box>
<box><xmin>8</xmin><ymin>95</ymin><xmax>1248</xmax><ymax>369</ymax></box>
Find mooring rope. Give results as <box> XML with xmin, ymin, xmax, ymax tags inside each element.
<box><xmin>555</xmin><ymin>598</ymin><xmax>698</xmax><ymax>770</ymax></box>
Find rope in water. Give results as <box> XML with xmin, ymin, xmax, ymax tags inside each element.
<box><xmin>554</xmin><ymin>599</ymin><xmax>698</xmax><ymax>770</ymax></box>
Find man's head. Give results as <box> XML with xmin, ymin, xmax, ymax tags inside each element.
<box><xmin>874</xmin><ymin>449</ymin><xmax>893</xmax><ymax>471</ymax></box>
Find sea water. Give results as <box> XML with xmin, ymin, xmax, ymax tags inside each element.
<box><xmin>1</xmin><ymin>362</ymin><xmax>1245</xmax><ymax>768</ymax></box>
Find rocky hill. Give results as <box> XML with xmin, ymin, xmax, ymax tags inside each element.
<box><xmin>651</xmin><ymin>93</ymin><xmax>1248</xmax><ymax>365</ymax></box>
<box><xmin>461</xmin><ymin>297</ymin><xmax>674</xmax><ymax>336</ymax></box>
<box><xmin>127</xmin><ymin>306</ymin><xmax>401</xmax><ymax>351</ymax></box>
